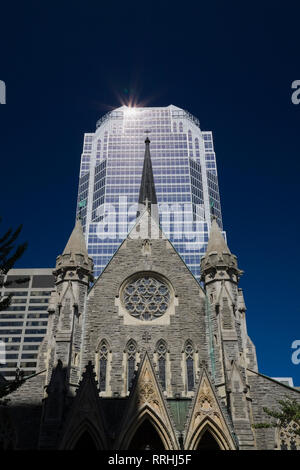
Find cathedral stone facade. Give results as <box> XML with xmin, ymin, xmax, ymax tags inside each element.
<box><xmin>1</xmin><ymin>140</ymin><xmax>299</xmax><ymax>451</ymax></box>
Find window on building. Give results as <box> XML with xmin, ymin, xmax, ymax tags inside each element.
<box><xmin>24</xmin><ymin>337</ymin><xmax>43</xmax><ymax>342</ymax></box>
<box><xmin>30</xmin><ymin>291</ymin><xmax>52</xmax><ymax>297</ymax></box>
<box><xmin>20</xmin><ymin>362</ymin><xmax>36</xmax><ymax>368</ymax></box>
<box><xmin>99</xmin><ymin>340</ymin><xmax>109</xmax><ymax>392</ymax></box>
<box><xmin>29</xmin><ymin>298</ymin><xmax>49</xmax><ymax>304</ymax></box>
<box><xmin>11</xmin><ymin>298</ymin><xmax>27</xmax><ymax>304</ymax></box>
<box><xmin>5</xmin><ymin>345</ymin><xmax>20</xmax><ymax>351</ymax></box>
<box><xmin>6</xmin><ymin>276</ymin><xmax>30</xmax><ymax>288</ymax></box>
<box><xmin>185</xmin><ymin>340</ymin><xmax>195</xmax><ymax>391</ymax></box>
<box><xmin>126</xmin><ymin>340</ymin><xmax>137</xmax><ymax>391</ymax></box>
<box><xmin>5</xmin><ymin>291</ymin><xmax>28</xmax><ymax>296</ymax></box>
<box><xmin>31</xmin><ymin>276</ymin><xmax>54</xmax><ymax>288</ymax></box>
<box><xmin>2</xmin><ymin>337</ymin><xmax>21</xmax><ymax>343</ymax></box>
<box><xmin>21</xmin><ymin>353</ymin><xmax>37</xmax><ymax>359</ymax></box>
<box><xmin>23</xmin><ymin>345</ymin><xmax>39</xmax><ymax>350</ymax></box>
<box><xmin>28</xmin><ymin>306</ymin><xmax>48</xmax><ymax>311</ymax></box>
<box><xmin>156</xmin><ymin>340</ymin><xmax>167</xmax><ymax>391</ymax></box>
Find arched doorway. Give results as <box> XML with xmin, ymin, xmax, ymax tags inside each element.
<box><xmin>128</xmin><ymin>420</ymin><xmax>165</xmax><ymax>450</ymax></box>
<box><xmin>73</xmin><ymin>431</ymin><xmax>98</xmax><ymax>450</ymax></box>
<box><xmin>196</xmin><ymin>430</ymin><xmax>220</xmax><ymax>450</ymax></box>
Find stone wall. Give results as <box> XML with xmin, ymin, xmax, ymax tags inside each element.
<box><xmin>248</xmin><ymin>371</ymin><xmax>300</xmax><ymax>449</ymax></box>
<box><xmin>82</xmin><ymin>237</ymin><xmax>209</xmax><ymax>398</ymax></box>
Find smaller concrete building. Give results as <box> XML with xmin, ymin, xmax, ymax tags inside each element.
<box><xmin>0</xmin><ymin>269</ymin><xmax>54</xmax><ymax>379</ymax></box>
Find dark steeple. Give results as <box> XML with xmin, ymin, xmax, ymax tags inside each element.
<box><xmin>138</xmin><ymin>137</ymin><xmax>158</xmax><ymax>209</ymax></box>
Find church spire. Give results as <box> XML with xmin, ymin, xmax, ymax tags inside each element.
<box><xmin>138</xmin><ymin>137</ymin><xmax>158</xmax><ymax>213</ymax></box>
<box><xmin>205</xmin><ymin>219</ymin><xmax>231</xmax><ymax>256</ymax></box>
<box><xmin>54</xmin><ymin>217</ymin><xmax>94</xmax><ymax>286</ymax></box>
<box><xmin>200</xmin><ymin>219</ymin><xmax>242</xmax><ymax>283</ymax></box>
<box><xmin>62</xmin><ymin>217</ymin><xmax>89</xmax><ymax>260</ymax></box>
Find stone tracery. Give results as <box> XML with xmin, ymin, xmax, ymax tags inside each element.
<box><xmin>123</xmin><ymin>276</ymin><xmax>170</xmax><ymax>321</ymax></box>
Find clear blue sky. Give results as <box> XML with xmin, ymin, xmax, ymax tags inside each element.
<box><xmin>0</xmin><ymin>1</ymin><xmax>299</xmax><ymax>384</ymax></box>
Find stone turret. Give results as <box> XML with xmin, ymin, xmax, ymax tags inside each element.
<box><xmin>41</xmin><ymin>218</ymin><xmax>94</xmax><ymax>386</ymax></box>
<box><xmin>38</xmin><ymin>219</ymin><xmax>94</xmax><ymax>448</ymax></box>
<box><xmin>52</xmin><ymin>217</ymin><xmax>93</xmax><ymax>290</ymax></box>
<box><xmin>200</xmin><ymin>219</ymin><xmax>242</xmax><ymax>285</ymax></box>
<box><xmin>200</xmin><ymin>219</ymin><xmax>256</xmax><ymax>449</ymax></box>
<box><xmin>200</xmin><ymin>220</ymin><xmax>245</xmax><ymax>373</ymax></box>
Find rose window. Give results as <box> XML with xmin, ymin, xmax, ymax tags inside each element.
<box><xmin>123</xmin><ymin>276</ymin><xmax>170</xmax><ymax>320</ymax></box>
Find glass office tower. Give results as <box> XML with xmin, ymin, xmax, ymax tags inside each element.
<box><xmin>77</xmin><ymin>105</ymin><xmax>224</xmax><ymax>281</ymax></box>
<box><xmin>0</xmin><ymin>269</ymin><xmax>54</xmax><ymax>380</ymax></box>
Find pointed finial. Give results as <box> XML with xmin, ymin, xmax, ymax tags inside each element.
<box><xmin>205</xmin><ymin>219</ymin><xmax>231</xmax><ymax>256</ymax></box>
<box><xmin>62</xmin><ymin>218</ymin><xmax>89</xmax><ymax>259</ymax></box>
<box><xmin>137</xmin><ymin>135</ymin><xmax>158</xmax><ymax>212</ymax></box>
<box><xmin>201</xmin><ymin>219</ymin><xmax>242</xmax><ymax>283</ymax></box>
<box><xmin>54</xmin><ymin>217</ymin><xmax>94</xmax><ymax>285</ymax></box>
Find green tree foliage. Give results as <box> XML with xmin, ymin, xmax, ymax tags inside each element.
<box><xmin>0</xmin><ymin>219</ymin><xmax>28</xmax><ymax>402</ymax></box>
<box><xmin>253</xmin><ymin>397</ymin><xmax>300</xmax><ymax>437</ymax></box>
<box><xmin>0</xmin><ymin>219</ymin><xmax>28</xmax><ymax>311</ymax></box>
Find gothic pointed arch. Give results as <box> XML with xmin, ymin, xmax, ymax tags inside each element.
<box><xmin>95</xmin><ymin>338</ymin><xmax>110</xmax><ymax>393</ymax></box>
<box><xmin>184</xmin><ymin>340</ymin><xmax>195</xmax><ymax>392</ymax></box>
<box><xmin>197</xmin><ymin>429</ymin><xmax>220</xmax><ymax>450</ymax></box>
<box><xmin>59</xmin><ymin>362</ymin><xmax>107</xmax><ymax>450</ymax></box>
<box><xmin>127</xmin><ymin>411</ymin><xmax>168</xmax><ymax>450</ymax></box>
<box><xmin>70</xmin><ymin>420</ymin><xmax>103</xmax><ymax>450</ymax></box>
<box><xmin>125</xmin><ymin>339</ymin><xmax>138</xmax><ymax>392</ymax></box>
<box><xmin>155</xmin><ymin>339</ymin><xmax>168</xmax><ymax>391</ymax></box>
<box><xmin>73</xmin><ymin>430</ymin><xmax>97</xmax><ymax>450</ymax></box>
<box><xmin>116</xmin><ymin>352</ymin><xmax>178</xmax><ymax>450</ymax></box>
<box><xmin>184</xmin><ymin>368</ymin><xmax>236</xmax><ymax>450</ymax></box>
<box><xmin>191</xmin><ymin>418</ymin><xmax>228</xmax><ymax>450</ymax></box>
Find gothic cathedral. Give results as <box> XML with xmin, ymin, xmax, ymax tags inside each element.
<box><xmin>1</xmin><ymin>139</ymin><xmax>299</xmax><ymax>450</ymax></box>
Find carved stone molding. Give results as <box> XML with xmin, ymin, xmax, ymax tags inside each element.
<box><xmin>137</xmin><ymin>366</ymin><xmax>161</xmax><ymax>415</ymax></box>
<box><xmin>185</xmin><ymin>372</ymin><xmax>235</xmax><ymax>450</ymax></box>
